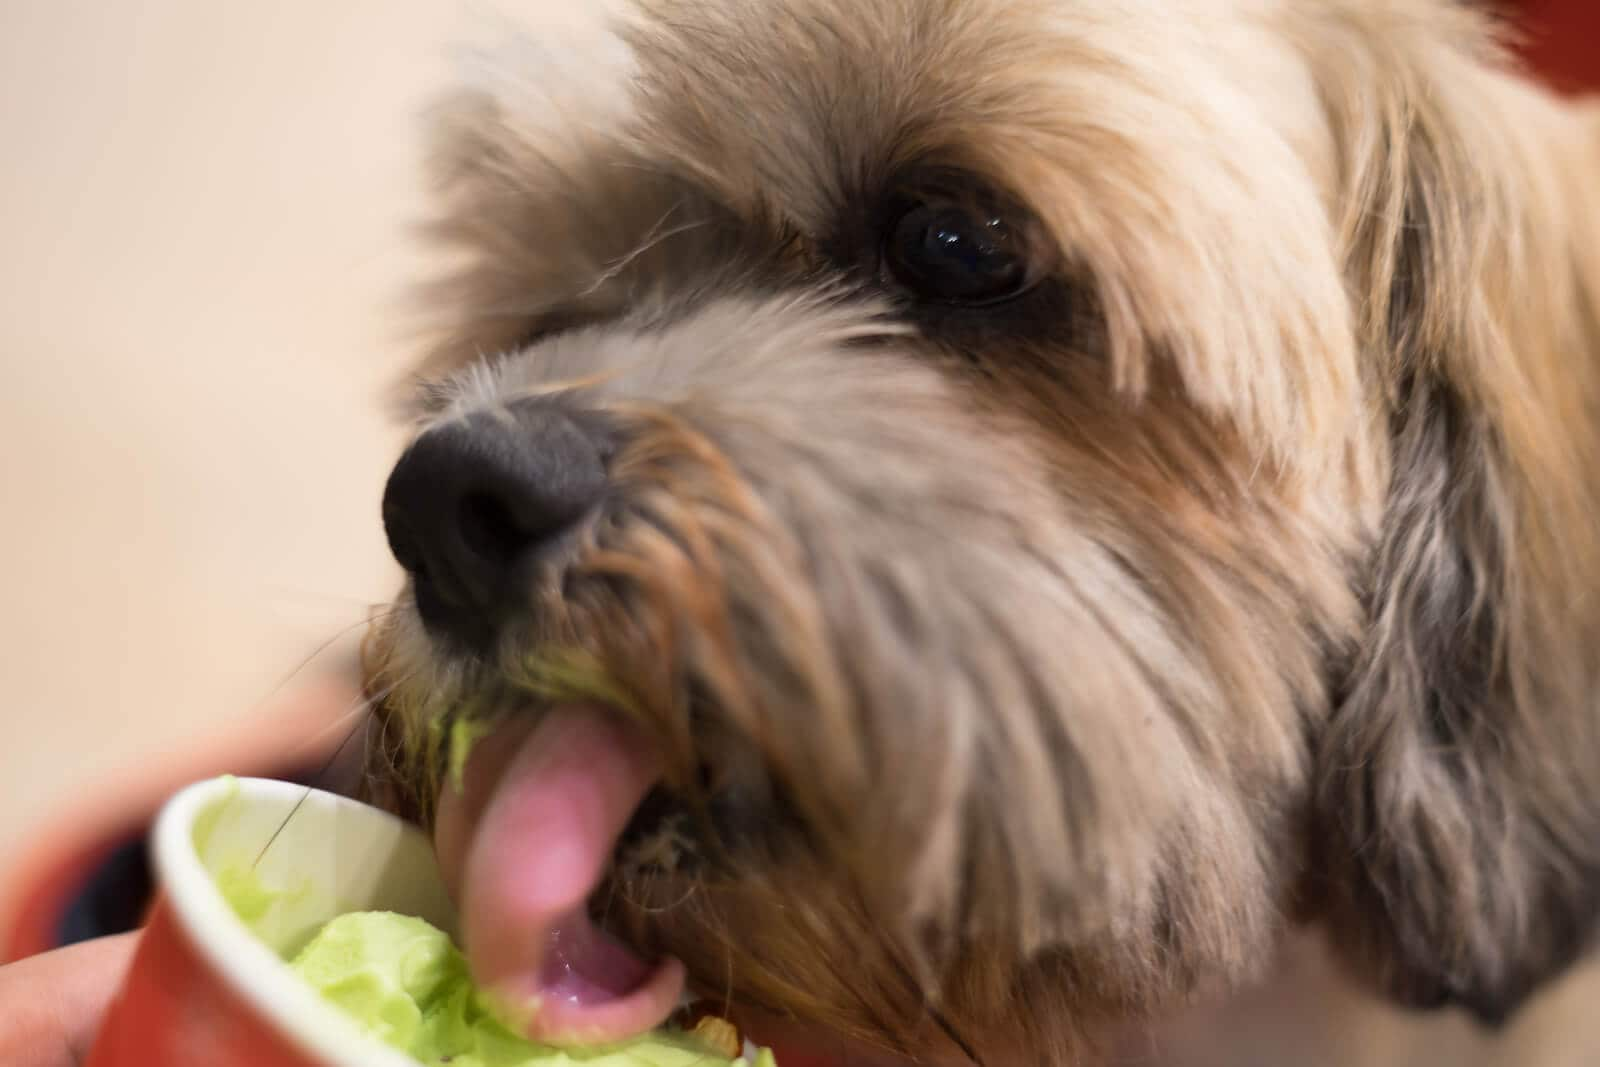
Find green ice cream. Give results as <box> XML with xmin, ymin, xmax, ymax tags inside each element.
<box><xmin>283</xmin><ymin>911</ymin><xmax>775</xmax><ymax>1067</ymax></box>
<box><xmin>205</xmin><ymin>789</ymin><xmax>773</xmax><ymax>1067</ymax></box>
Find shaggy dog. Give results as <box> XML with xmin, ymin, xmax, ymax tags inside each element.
<box><xmin>360</xmin><ymin>1</ymin><xmax>1600</xmax><ymax>1062</ymax></box>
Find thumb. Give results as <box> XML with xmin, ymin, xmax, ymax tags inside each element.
<box><xmin>0</xmin><ymin>933</ymin><xmax>139</xmax><ymax>1067</ymax></box>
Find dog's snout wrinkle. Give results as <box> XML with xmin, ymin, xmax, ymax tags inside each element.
<box><xmin>382</xmin><ymin>399</ymin><xmax>609</xmax><ymax>650</ymax></box>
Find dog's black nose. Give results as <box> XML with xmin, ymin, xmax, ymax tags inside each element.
<box><xmin>382</xmin><ymin>400</ymin><xmax>608</xmax><ymax>650</ymax></box>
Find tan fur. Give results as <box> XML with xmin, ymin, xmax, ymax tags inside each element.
<box><xmin>361</xmin><ymin>1</ymin><xmax>1600</xmax><ymax>1062</ymax></box>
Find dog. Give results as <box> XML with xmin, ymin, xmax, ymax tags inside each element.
<box><xmin>357</xmin><ymin>1</ymin><xmax>1600</xmax><ymax>1063</ymax></box>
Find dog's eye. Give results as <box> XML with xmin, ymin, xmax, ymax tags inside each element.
<box><xmin>884</xmin><ymin>200</ymin><xmax>1032</xmax><ymax>305</ymax></box>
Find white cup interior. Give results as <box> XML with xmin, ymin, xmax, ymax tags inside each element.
<box><xmin>151</xmin><ymin>775</ymin><xmax>457</xmax><ymax>1067</ymax></box>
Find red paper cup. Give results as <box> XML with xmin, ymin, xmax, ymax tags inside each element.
<box><xmin>84</xmin><ymin>776</ymin><xmax>456</xmax><ymax>1067</ymax></box>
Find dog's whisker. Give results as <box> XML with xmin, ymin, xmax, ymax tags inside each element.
<box><xmin>294</xmin><ymin>671</ymin><xmax>413</xmax><ymax>756</ymax></box>
<box><xmin>250</xmin><ymin>708</ymin><xmax>374</xmax><ymax>870</ymax></box>
<box><xmin>721</xmin><ymin>933</ymin><xmax>735</xmax><ymax>1037</ymax></box>
<box><xmin>576</xmin><ymin>201</ymin><xmax>705</xmax><ymax>300</ymax></box>
<box><xmin>262</xmin><ymin>586</ymin><xmax>400</xmax><ymax>613</ymax></box>
<box><xmin>241</xmin><ymin>614</ymin><xmax>388</xmax><ymax>722</ymax></box>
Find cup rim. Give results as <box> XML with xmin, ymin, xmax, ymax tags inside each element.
<box><xmin>150</xmin><ymin>775</ymin><xmax>428</xmax><ymax>1067</ymax></box>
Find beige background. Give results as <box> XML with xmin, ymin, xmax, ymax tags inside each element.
<box><xmin>0</xmin><ymin>2</ymin><xmax>462</xmax><ymax>866</ymax></box>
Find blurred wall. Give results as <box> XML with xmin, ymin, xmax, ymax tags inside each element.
<box><xmin>0</xmin><ymin>2</ymin><xmax>458</xmax><ymax>862</ymax></box>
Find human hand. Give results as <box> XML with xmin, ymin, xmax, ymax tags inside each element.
<box><xmin>0</xmin><ymin>934</ymin><xmax>139</xmax><ymax>1067</ymax></box>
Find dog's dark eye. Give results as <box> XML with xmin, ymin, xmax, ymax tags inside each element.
<box><xmin>884</xmin><ymin>200</ymin><xmax>1031</xmax><ymax>305</ymax></box>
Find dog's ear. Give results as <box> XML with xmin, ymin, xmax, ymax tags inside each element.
<box><xmin>1311</xmin><ymin>18</ymin><xmax>1600</xmax><ymax>1026</ymax></box>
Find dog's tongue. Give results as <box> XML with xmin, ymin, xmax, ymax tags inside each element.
<box><xmin>445</xmin><ymin>706</ymin><xmax>686</xmax><ymax>1044</ymax></box>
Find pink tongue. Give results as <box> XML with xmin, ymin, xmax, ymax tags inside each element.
<box><xmin>458</xmin><ymin>706</ymin><xmax>686</xmax><ymax>1044</ymax></box>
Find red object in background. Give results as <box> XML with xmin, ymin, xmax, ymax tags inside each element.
<box><xmin>1507</xmin><ymin>0</ymin><xmax>1600</xmax><ymax>95</ymax></box>
<box><xmin>0</xmin><ymin>674</ymin><xmax>360</xmax><ymax>966</ymax></box>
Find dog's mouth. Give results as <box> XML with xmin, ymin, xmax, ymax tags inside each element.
<box><xmin>431</xmin><ymin>702</ymin><xmax>934</xmax><ymax>1065</ymax></box>
<box><xmin>431</xmin><ymin>704</ymin><xmax>685</xmax><ymax>1043</ymax></box>
<box><xmin>369</xmin><ymin>384</ymin><xmax>1049</xmax><ymax>1065</ymax></box>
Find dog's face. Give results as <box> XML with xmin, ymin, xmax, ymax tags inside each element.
<box><xmin>362</xmin><ymin>1</ymin><xmax>1600</xmax><ymax>1062</ymax></box>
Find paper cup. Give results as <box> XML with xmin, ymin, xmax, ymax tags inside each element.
<box><xmin>84</xmin><ymin>776</ymin><xmax>455</xmax><ymax>1067</ymax></box>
